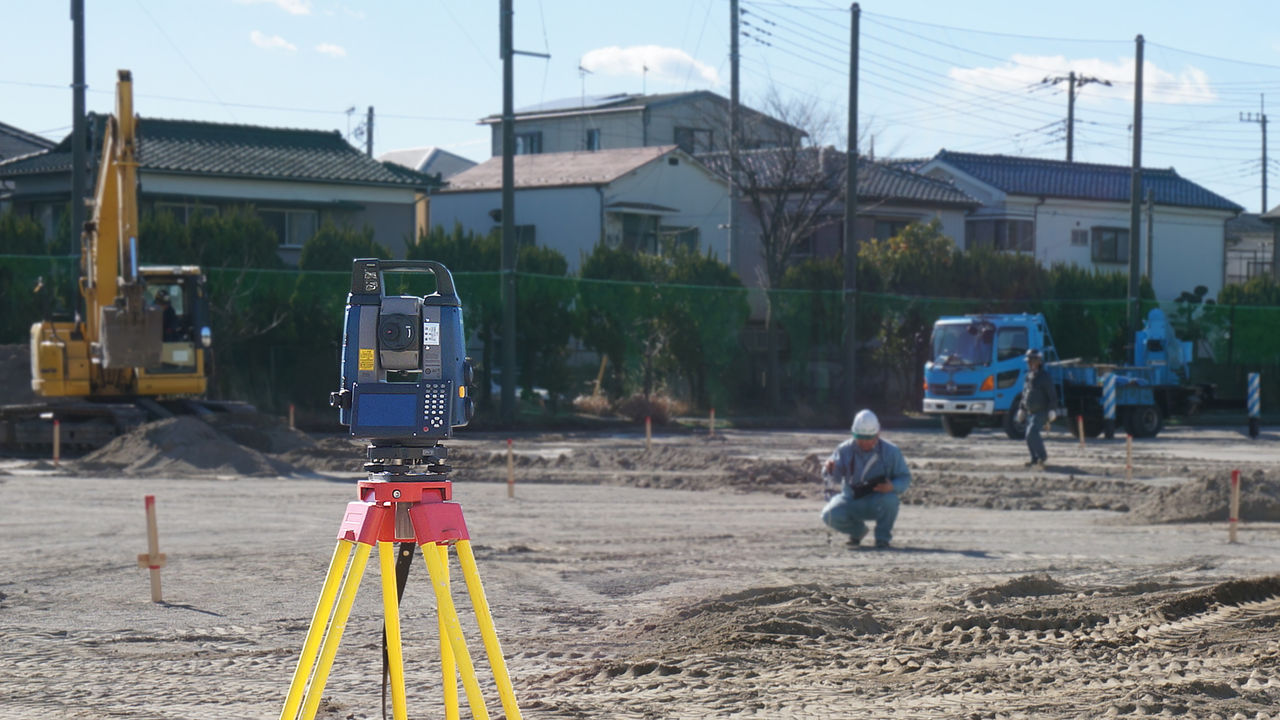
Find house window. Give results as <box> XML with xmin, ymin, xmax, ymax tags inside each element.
<box><xmin>259</xmin><ymin>208</ymin><xmax>318</xmax><ymax>248</ymax></box>
<box><xmin>515</xmin><ymin>224</ymin><xmax>536</xmax><ymax>247</ymax></box>
<box><xmin>673</xmin><ymin>126</ymin><xmax>713</xmax><ymax>154</ymax></box>
<box><xmin>1091</xmin><ymin>226</ymin><xmax>1129</xmax><ymax>264</ymax></box>
<box><xmin>514</xmin><ymin>132</ymin><xmax>542</xmax><ymax>155</ymax></box>
<box><xmin>873</xmin><ymin>219</ymin><xmax>912</xmax><ymax>241</ymax></box>
<box><xmin>965</xmin><ymin>218</ymin><xmax>1034</xmax><ymax>252</ymax></box>
<box><xmin>585</xmin><ymin>128</ymin><xmax>601</xmax><ymax>151</ymax></box>
<box><xmin>660</xmin><ymin>225</ymin><xmax>700</xmax><ymax>251</ymax></box>
<box><xmin>620</xmin><ymin>213</ymin><xmax>658</xmax><ymax>253</ymax></box>
<box><xmin>1070</xmin><ymin>229</ymin><xmax>1088</xmax><ymax>247</ymax></box>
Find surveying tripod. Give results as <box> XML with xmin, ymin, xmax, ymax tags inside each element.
<box><xmin>279</xmin><ymin>444</ymin><xmax>522</xmax><ymax>720</ymax></box>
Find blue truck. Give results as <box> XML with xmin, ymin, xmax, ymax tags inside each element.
<box><xmin>921</xmin><ymin>309</ymin><xmax>1207</xmax><ymax>440</ymax></box>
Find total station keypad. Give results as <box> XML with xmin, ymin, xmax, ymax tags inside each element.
<box><xmin>423</xmin><ymin>381</ymin><xmax>451</xmax><ymax>430</ymax></box>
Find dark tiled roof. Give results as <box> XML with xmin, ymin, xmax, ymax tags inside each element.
<box><xmin>440</xmin><ymin>145</ymin><xmax>694</xmax><ymax>192</ymax></box>
<box><xmin>696</xmin><ymin>147</ymin><xmax>978</xmax><ymax>207</ymax></box>
<box><xmin>0</xmin><ymin>122</ymin><xmax>56</xmax><ymax>161</ymax></box>
<box><xmin>0</xmin><ymin>116</ymin><xmax>436</xmax><ymax>188</ymax></box>
<box><xmin>1227</xmin><ymin>212</ymin><xmax>1272</xmax><ymax>235</ymax></box>
<box><xmin>932</xmin><ymin>150</ymin><xmax>1242</xmax><ymax>212</ymax></box>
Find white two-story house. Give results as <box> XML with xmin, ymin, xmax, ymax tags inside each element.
<box><xmin>919</xmin><ymin>150</ymin><xmax>1243</xmax><ymax>300</ymax></box>
<box><xmin>479</xmin><ymin>91</ymin><xmax>804</xmax><ymax>157</ymax></box>
<box><xmin>429</xmin><ymin>145</ymin><xmax>728</xmax><ymax>271</ymax></box>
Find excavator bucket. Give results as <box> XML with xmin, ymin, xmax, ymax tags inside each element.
<box><xmin>100</xmin><ymin>304</ymin><xmax>163</xmax><ymax>368</ymax></box>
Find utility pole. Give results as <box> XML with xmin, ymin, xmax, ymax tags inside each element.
<box><xmin>1041</xmin><ymin>71</ymin><xmax>1111</xmax><ymax>162</ymax></box>
<box><xmin>1240</xmin><ymin>95</ymin><xmax>1268</xmax><ymax>212</ymax></box>
<box><xmin>70</xmin><ymin>0</ymin><xmax>86</xmax><ymax>293</ymax></box>
<box><xmin>365</xmin><ymin>106</ymin><xmax>374</xmax><ymax>156</ymax></box>
<box><xmin>1128</xmin><ymin>35</ymin><xmax>1144</xmax><ymax>337</ymax></box>
<box><xmin>843</xmin><ymin>3</ymin><xmax>860</xmax><ymax>416</ymax></box>
<box><xmin>728</xmin><ymin>0</ymin><xmax>739</xmax><ymax>267</ymax></box>
<box><xmin>498</xmin><ymin>0</ymin><xmax>549</xmax><ymax>424</ymax></box>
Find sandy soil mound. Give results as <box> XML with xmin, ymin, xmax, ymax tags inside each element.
<box><xmin>0</xmin><ymin>343</ymin><xmax>34</xmax><ymax>405</ymax></box>
<box><xmin>1128</xmin><ymin>469</ymin><xmax>1280</xmax><ymax>524</ymax></box>
<box><xmin>76</xmin><ymin>416</ymin><xmax>293</xmax><ymax>477</ymax></box>
<box><xmin>279</xmin><ymin>435</ymin><xmax>366</xmax><ymax>473</ymax></box>
<box><xmin>202</xmin><ymin>412</ymin><xmax>313</xmax><ymax>454</ymax></box>
<box><xmin>908</xmin><ymin>470</ymin><xmax>1148</xmax><ymax>512</ymax></box>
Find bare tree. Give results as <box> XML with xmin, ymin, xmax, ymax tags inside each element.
<box><xmin>700</xmin><ymin>93</ymin><xmax>848</xmax><ymax>410</ymax></box>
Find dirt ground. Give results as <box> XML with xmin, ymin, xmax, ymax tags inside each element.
<box><xmin>3</xmin><ymin>420</ymin><xmax>1280</xmax><ymax>719</ymax></box>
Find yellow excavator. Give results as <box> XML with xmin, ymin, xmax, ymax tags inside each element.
<box><xmin>2</xmin><ymin>70</ymin><xmax>221</xmax><ymax>452</ymax></box>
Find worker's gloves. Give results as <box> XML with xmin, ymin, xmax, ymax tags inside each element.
<box><xmin>1048</xmin><ymin>410</ymin><xmax>1058</xmax><ymax>423</ymax></box>
<box><xmin>1015</xmin><ymin>409</ymin><xmax>1026</xmax><ymax>424</ymax></box>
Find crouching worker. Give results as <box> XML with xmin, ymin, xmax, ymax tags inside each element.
<box><xmin>821</xmin><ymin>410</ymin><xmax>911</xmax><ymax>549</ymax></box>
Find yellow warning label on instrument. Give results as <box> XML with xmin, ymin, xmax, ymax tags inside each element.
<box><xmin>358</xmin><ymin>348</ymin><xmax>375</xmax><ymax>371</ymax></box>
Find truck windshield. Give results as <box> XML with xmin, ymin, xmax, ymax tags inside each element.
<box><xmin>931</xmin><ymin>323</ymin><xmax>993</xmax><ymax>366</ymax></box>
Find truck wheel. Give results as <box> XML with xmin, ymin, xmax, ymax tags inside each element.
<box><xmin>941</xmin><ymin>416</ymin><xmax>974</xmax><ymax>438</ymax></box>
<box><xmin>1125</xmin><ymin>405</ymin><xmax>1164</xmax><ymax>438</ymax></box>
<box><xmin>1002</xmin><ymin>410</ymin><xmax>1027</xmax><ymax>440</ymax></box>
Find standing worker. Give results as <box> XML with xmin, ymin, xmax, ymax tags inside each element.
<box><xmin>1016</xmin><ymin>349</ymin><xmax>1059</xmax><ymax>468</ymax></box>
<box><xmin>820</xmin><ymin>410</ymin><xmax>911</xmax><ymax>549</ymax></box>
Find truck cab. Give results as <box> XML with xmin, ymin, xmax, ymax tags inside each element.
<box><xmin>923</xmin><ymin>314</ymin><xmax>1057</xmax><ymax>438</ymax></box>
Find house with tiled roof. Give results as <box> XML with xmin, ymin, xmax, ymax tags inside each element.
<box><xmin>697</xmin><ymin>146</ymin><xmax>980</xmax><ymax>285</ymax></box>
<box><xmin>379</xmin><ymin>146</ymin><xmax>476</xmax><ymax>181</ymax></box>
<box><xmin>0</xmin><ymin>122</ymin><xmax>55</xmax><ymax>163</ymax></box>
<box><xmin>919</xmin><ymin>150</ymin><xmax>1243</xmax><ymax>300</ymax></box>
<box><xmin>0</xmin><ymin>115</ymin><xmax>438</xmax><ymax>262</ymax></box>
<box><xmin>1226</xmin><ymin>213</ymin><xmax>1275</xmax><ymax>284</ymax></box>
<box><xmin>429</xmin><ymin>145</ymin><xmax>727</xmax><ymax>271</ymax></box>
<box><xmin>479</xmin><ymin>91</ymin><xmax>804</xmax><ymax>157</ymax></box>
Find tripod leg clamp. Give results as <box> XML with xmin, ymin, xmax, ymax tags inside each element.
<box><xmin>409</xmin><ymin>502</ymin><xmax>469</xmax><ymax>544</ymax></box>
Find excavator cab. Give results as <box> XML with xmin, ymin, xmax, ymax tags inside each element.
<box><xmin>139</xmin><ymin>267</ymin><xmax>210</xmax><ymax>374</ymax></box>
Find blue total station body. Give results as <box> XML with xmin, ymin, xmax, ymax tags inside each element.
<box><xmin>921</xmin><ymin>309</ymin><xmax>1198</xmax><ymax>439</ymax></box>
<box><xmin>335</xmin><ymin>258</ymin><xmax>474</xmax><ymax>443</ymax></box>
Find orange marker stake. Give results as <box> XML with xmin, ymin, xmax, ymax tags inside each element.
<box><xmin>645</xmin><ymin>416</ymin><xmax>652</xmax><ymax>451</ymax></box>
<box><xmin>136</xmin><ymin>495</ymin><xmax>167</xmax><ymax>602</ymax></box>
<box><xmin>1077</xmin><ymin>415</ymin><xmax>1085</xmax><ymax>448</ymax></box>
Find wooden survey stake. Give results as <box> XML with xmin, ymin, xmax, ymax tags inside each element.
<box><xmin>1229</xmin><ymin>469</ymin><xmax>1241</xmax><ymax>544</ymax></box>
<box><xmin>506</xmin><ymin>438</ymin><xmax>515</xmax><ymax>498</ymax></box>
<box><xmin>136</xmin><ymin>495</ymin><xmax>167</xmax><ymax>602</ymax></box>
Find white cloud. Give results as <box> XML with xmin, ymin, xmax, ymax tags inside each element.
<box><xmin>581</xmin><ymin>45</ymin><xmax>719</xmax><ymax>86</ymax></box>
<box><xmin>235</xmin><ymin>0</ymin><xmax>312</xmax><ymax>15</ymax></box>
<box><xmin>316</xmin><ymin>43</ymin><xmax>347</xmax><ymax>58</ymax></box>
<box><xmin>948</xmin><ymin>54</ymin><xmax>1216</xmax><ymax>105</ymax></box>
<box><xmin>250</xmin><ymin>30</ymin><xmax>297</xmax><ymax>52</ymax></box>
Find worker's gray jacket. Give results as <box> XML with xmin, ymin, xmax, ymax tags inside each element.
<box><xmin>1020</xmin><ymin>369</ymin><xmax>1058</xmax><ymax>414</ymax></box>
<box><xmin>826</xmin><ymin>437</ymin><xmax>911</xmax><ymax>496</ymax></box>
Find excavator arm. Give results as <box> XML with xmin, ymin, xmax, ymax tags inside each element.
<box><xmin>85</xmin><ymin>69</ymin><xmax>162</xmax><ymax>369</ymax></box>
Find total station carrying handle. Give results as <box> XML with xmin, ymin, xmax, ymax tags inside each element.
<box><xmin>348</xmin><ymin>258</ymin><xmax>460</xmax><ymax>307</ymax></box>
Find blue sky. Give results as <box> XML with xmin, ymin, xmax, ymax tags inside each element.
<box><xmin>6</xmin><ymin>1</ymin><xmax>1280</xmax><ymax>212</ymax></box>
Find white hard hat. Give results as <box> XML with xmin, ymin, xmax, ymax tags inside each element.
<box><xmin>851</xmin><ymin>409</ymin><xmax>880</xmax><ymax>438</ymax></box>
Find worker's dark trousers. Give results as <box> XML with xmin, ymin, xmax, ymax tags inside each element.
<box><xmin>821</xmin><ymin>491</ymin><xmax>900</xmax><ymax>545</ymax></box>
<box><xmin>1025</xmin><ymin>410</ymin><xmax>1048</xmax><ymax>463</ymax></box>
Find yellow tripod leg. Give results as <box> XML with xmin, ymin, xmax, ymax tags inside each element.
<box><xmin>436</xmin><ymin>543</ymin><xmax>460</xmax><ymax>720</ymax></box>
<box><xmin>280</xmin><ymin>540</ymin><xmax>353</xmax><ymax>720</ymax></box>
<box><xmin>456</xmin><ymin>539</ymin><xmax>523</xmax><ymax>720</ymax></box>
<box><xmin>378</xmin><ymin>542</ymin><xmax>408</xmax><ymax>720</ymax></box>
<box><xmin>298</xmin><ymin>541</ymin><xmax>373</xmax><ymax>720</ymax></box>
<box><xmin>423</xmin><ymin>541</ymin><xmax>490</xmax><ymax>720</ymax></box>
